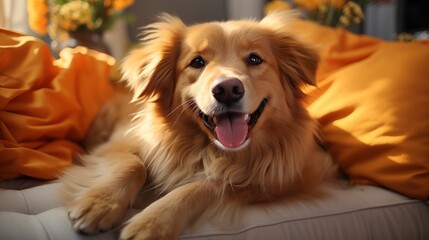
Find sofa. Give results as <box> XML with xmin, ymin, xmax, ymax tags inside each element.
<box><xmin>0</xmin><ymin>178</ymin><xmax>428</xmax><ymax>240</ymax></box>
<box><xmin>1</xmin><ymin>20</ymin><xmax>428</xmax><ymax>239</ymax></box>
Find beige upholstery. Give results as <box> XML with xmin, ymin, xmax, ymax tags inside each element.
<box><xmin>1</xmin><ymin>178</ymin><xmax>428</xmax><ymax>240</ymax></box>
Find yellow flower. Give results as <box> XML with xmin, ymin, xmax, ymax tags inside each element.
<box><xmin>337</xmin><ymin>1</ymin><xmax>364</xmax><ymax>28</ymax></box>
<box><xmin>265</xmin><ymin>0</ymin><xmax>292</xmax><ymax>15</ymax></box>
<box><xmin>265</xmin><ymin>0</ymin><xmax>367</xmax><ymax>28</ymax></box>
<box><xmin>339</xmin><ymin>15</ymin><xmax>350</xmax><ymax>27</ymax></box>
<box><xmin>27</xmin><ymin>0</ymin><xmax>49</xmax><ymax>35</ymax></box>
<box><xmin>57</xmin><ymin>1</ymin><xmax>97</xmax><ymax>31</ymax></box>
<box><xmin>104</xmin><ymin>0</ymin><xmax>134</xmax><ymax>11</ymax></box>
<box><xmin>349</xmin><ymin>1</ymin><xmax>364</xmax><ymax>18</ymax></box>
<box><xmin>294</xmin><ymin>0</ymin><xmax>347</xmax><ymax>11</ymax></box>
<box><xmin>111</xmin><ymin>0</ymin><xmax>134</xmax><ymax>11</ymax></box>
<box><xmin>343</xmin><ymin>5</ymin><xmax>352</xmax><ymax>17</ymax></box>
<box><xmin>293</xmin><ymin>0</ymin><xmax>320</xmax><ymax>10</ymax></box>
<box><xmin>27</xmin><ymin>0</ymin><xmax>135</xmax><ymax>40</ymax></box>
<box><xmin>395</xmin><ymin>33</ymin><xmax>415</xmax><ymax>42</ymax></box>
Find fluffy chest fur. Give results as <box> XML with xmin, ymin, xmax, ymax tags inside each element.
<box><xmin>130</xmin><ymin>99</ymin><xmax>323</xmax><ymax>202</ymax></box>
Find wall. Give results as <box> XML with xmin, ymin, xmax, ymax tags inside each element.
<box><xmin>0</xmin><ymin>0</ymin><xmax>31</xmax><ymax>34</ymax></box>
<box><xmin>126</xmin><ymin>0</ymin><xmax>266</xmax><ymax>41</ymax></box>
<box><xmin>126</xmin><ymin>0</ymin><xmax>228</xmax><ymax>41</ymax></box>
<box><xmin>127</xmin><ymin>0</ymin><xmax>400</xmax><ymax>41</ymax></box>
<box><xmin>364</xmin><ymin>1</ymin><xmax>397</xmax><ymax>40</ymax></box>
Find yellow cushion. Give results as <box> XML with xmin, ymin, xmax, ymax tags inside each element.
<box><xmin>290</xmin><ymin>21</ymin><xmax>429</xmax><ymax>200</ymax></box>
<box><xmin>0</xmin><ymin>29</ymin><xmax>114</xmax><ymax>180</ymax></box>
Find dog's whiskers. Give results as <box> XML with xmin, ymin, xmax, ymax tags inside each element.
<box><xmin>170</xmin><ymin>99</ymin><xmax>194</xmax><ymax>128</ymax></box>
<box><xmin>191</xmin><ymin>104</ymin><xmax>200</xmax><ymax>115</ymax></box>
<box><xmin>167</xmin><ymin>99</ymin><xmax>193</xmax><ymax>118</ymax></box>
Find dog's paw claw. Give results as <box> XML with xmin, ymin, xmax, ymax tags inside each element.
<box><xmin>66</xmin><ymin>195</ymin><xmax>126</xmax><ymax>235</ymax></box>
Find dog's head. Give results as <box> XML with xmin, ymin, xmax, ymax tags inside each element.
<box><xmin>122</xmin><ymin>12</ymin><xmax>318</xmax><ymax>151</ymax></box>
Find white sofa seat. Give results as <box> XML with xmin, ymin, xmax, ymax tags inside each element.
<box><xmin>0</xmin><ymin>179</ymin><xmax>428</xmax><ymax>240</ymax></box>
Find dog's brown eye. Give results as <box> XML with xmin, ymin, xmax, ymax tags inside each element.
<box><xmin>247</xmin><ymin>53</ymin><xmax>263</xmax><ymax>66</ymax></box>
<box><xmin>189</xmin><ymin>56</ymin><xmax>206</xmax><ymax>69</ymax></box>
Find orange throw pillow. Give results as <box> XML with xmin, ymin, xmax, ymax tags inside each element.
<box><xmin>290</xmin><ymin>20</ymin><xmax>429</xmax><ymax>200</ymax></box>
<box><xmin>0</xmin><ymin>29</ymin><xmax>114</xmax><ymax>180</ymax></box>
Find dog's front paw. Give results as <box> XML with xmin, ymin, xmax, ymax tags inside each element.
<box><xmin>119</xmin><ymin>214</ymin><xmax>176</xmax><ymax>240</ymax></box>
<box><xmin>67</xmin><ymin>193</ymin><xmax>127</xmax><ymax>234</ymax></box>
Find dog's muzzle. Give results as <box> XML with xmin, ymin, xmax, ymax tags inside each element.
<box><xmin>200</xmin><ymin>98</ymin><xmax>269</xmax><ymax>150</ymax></box>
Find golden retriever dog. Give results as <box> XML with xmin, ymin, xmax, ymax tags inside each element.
<box><xmin>62</xmin><ymin>12</ymin><xmax>336</xmax><ymax>240</ymax></box>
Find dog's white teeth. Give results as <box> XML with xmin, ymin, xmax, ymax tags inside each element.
<box><xmin>244</xmin><ymin>114</ymin><xmax>250</xmax><ymax>122</ymax></box>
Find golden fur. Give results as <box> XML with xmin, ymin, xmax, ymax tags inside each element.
<box><xmin>61</xmin><ymin>12</ymin><xmax>336</xmax><ymax>240</ymax></box>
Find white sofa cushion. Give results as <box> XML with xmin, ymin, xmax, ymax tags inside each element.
<box><xmin>1</xmin><ymin>179</ymin><xmax>428</xmax><ymax>240</ymax></box>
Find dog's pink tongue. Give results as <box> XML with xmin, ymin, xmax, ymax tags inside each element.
<box><xmin>215</xmin><ymin>113</ymin><xmax>248</xmax><ymax>148</ymax></box>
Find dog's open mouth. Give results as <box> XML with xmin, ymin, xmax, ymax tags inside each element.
<box><xmin>199</xmin><ymin>98</ymin><xmax>269</xmax><ymax>149</ymax></box>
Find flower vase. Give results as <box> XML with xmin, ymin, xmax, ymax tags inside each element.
<box><xmin>51</xmin><ymin>30</ymin><xmax>110</xmax><ymax>56</ymax></box>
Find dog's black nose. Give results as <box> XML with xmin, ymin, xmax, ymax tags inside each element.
<box><xmin>211</xmin><ymin>78</ymin><xmax>244</xmax><ymax>104</ymax></box>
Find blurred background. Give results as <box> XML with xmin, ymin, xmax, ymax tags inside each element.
<box><xmin>1</xmin><ymin>0</ymin><xmax>428</xmax><ymax>60</ymax></box>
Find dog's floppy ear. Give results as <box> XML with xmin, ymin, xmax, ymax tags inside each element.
<box><xmin>260</xmin><ymin>11</ymin><xmax>318</xmax><ymax>97</ymax></box>
<box><xmin>121</xmin><ymin>14</ymin><xmax>185</xmax><ymax>105</ymax></box>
